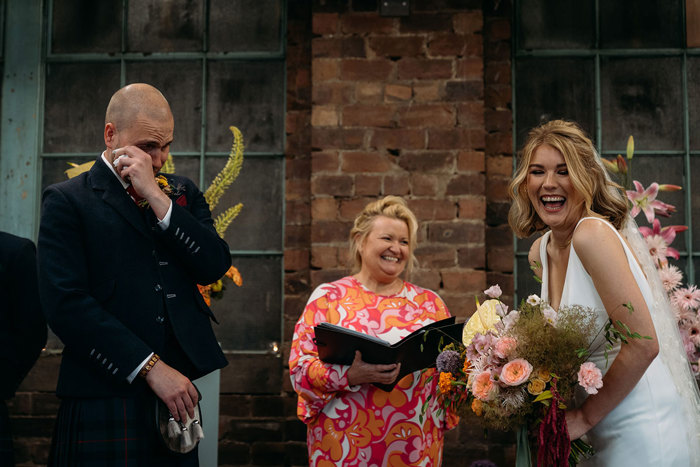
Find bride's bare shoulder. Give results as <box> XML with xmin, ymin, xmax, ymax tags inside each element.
<box><xmin>528</xmin><ymin>236</ymin><xmax>544</xmax><ymax>279</ymax></box>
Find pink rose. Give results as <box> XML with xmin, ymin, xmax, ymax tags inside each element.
<box><xmin>472</xmin><ymin>371</ymin><xmax>498</xmax><ymax>401</ymax></box>
<box><xmin>578</xmin><ymin>362</ymin><xmax>604</xmax><ymax>395</ymax></box>
<box><xmin>484</xmin><ymin>284</ymin><xmax>502</xmax><ymax>299</ymax></box>
<box><xmin>500</xmin><ymin>358</ymin><xmax>533</xmax><ymax>386</ymax></box>
<box><xmin>494</xmin><ymin>336</ymin><xmax>517</xmax><ymax>359</ymax></box>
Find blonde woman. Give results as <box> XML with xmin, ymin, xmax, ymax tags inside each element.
<box><xmin>509</xmin><ymin>120</ymin><xmax>700</xmax><ymax>466</ymax></box>
<box><xmin>290</xmin><ymin>196</ymin><xmax>458</xmax><ymax>466</ymax></box>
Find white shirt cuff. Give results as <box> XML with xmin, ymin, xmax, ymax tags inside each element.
<box><xmin>127</xmin><ymin>352</ymin><xmax>154</xmax><ymax>383</ymax></box>
<box><xmin>157</xmin><ymin>200</ymin><xmax>173</xmax><ymax>230</ymax></box>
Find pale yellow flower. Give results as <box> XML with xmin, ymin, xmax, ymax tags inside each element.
<box><xmin>462</xmin><ymin>299</ymin><xmax>502</xmax><ymax>346</ymax></box>
<box><xmin>527</xmin><ymin>378</ymin><xmax>546</xmax><ymax>395</ymax></box>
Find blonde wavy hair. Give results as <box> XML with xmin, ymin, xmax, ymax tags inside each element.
<box><xmin>349</xmin><ymin>196</ymin><xmax>419</xmax><ymax>275</ymax></box>
<box><xmin>508</xmin><ymin>120</ymin><xmax>629</xmax><ymax>238</ymax></box>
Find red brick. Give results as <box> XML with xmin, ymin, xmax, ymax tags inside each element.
<box><xmin>312</xmin><ymin>82</ymin><xmax>355</xmax><ymax>105</ymax></box>
<box><xmin>408</xmin><ymin>199</ymin><xmax>457</xmax><ymax>220</ymax></box>
<box><xmin>311</xmin><ymin>269</ymin><xmax>348</xmax><ymax>288</ymax></box>
<box><xmin>414</xmin><ymin>245</ymin><xmax>457</xmax><ymax>268</ymax></box>
<box><xmin>311</xmin><ymin>174</ymin><xmax>354</xmax><ymax>196</ymax></box>
<box><xmin>339</xmin><ymin>198</ymin><xmax>371</xmax><ymax>220</ymax></box>
<box><xmin>485</xmin><ymin>132</ymin><xmax>513</xmax><ymax>155</ymax></box>
<box><xmin>458</xmin><ymin>151</ymin><xmax>485</xmax><ymax>172</ymax></box>
<box><xmin>311</xmin><ymin>246</ymin><xmax>339</xmax><ymax>269</ymax></box>
<box><xmin>441</xmin><ymin>292</ymin><xmax>477</xmax><ymax>319</ymax></box>
<box><xmin>313</xmin><ymin>13</ymin><xmax>339</xmax><ymax>35</ymax></box>
<box><xmin>369</xmin><ymin>36</ymin><xmax>425</xmax><ymax>57</ymax></box>
<box><xmin>284</xmin><ymin>248</ymin><xmax>309</xmax><ymax>271</ymax></box>
<box><xmin>385</xmin><ymin>83</ymin><xmax>413</xmax><ymax>102</ymax></box>
<box><xmin>413</xmin><ymin>82</ymin><xmax>442</xmax><ymax>102</ymax></box>
<box><xmin>312</xmin><ymin>128</ymin><xmax>365</xmax><ymax>150</ymax></box>
<box><xmin>484</xmin><ymin>84</ymin><xmax>512</xmax><ymax>109</ymax></box>
<box><xmin>312</xmin><ymin>37</ymin><xmax>366</xmax><ymax>59</ymax></box>
<box><xmin>343</xmin><ymin>104</ymin><xmax>396</xmax><ymax>128</ymax></box>
<box><xmin>428</xmin><ymin>221</ymin><xmax>484</xmax><ymax>243</ymax></box>
<box><xmin>441</xmin><ymin>269</ymin><xmax>486</xmax><ymax>293</ymax></box>
<box><xmin>341</xmin><ymin>14</ymin><xmax>395</xmax><ymax>34</ymax></box>
<box><xmin>286</xmin><ymin>199</ymin><xmax>310</xmax><ymax>224</ymax></box>
<box><xmin>311</xmin><ymin>106</ymin><xmax>339</xmax><ymax>127</ymax></box>
<box><xmin>469</xmin><ymin>128</ymin><xmax>486</xmax><ymax>149</ymax></box>
<box><xmin>409</xmin><ymin>269</ymin><xmax>442</xmax><ymax>291</ymax></box>
<box><xmin>454</xmin><ymin>11</ymin><xmax>482</xmax><ymax>35</ymax></box>
<box><xmin>286</xmin><ymin>179</ymin><xmax>308</xmax><ymax>202</ymax></box>
<box><xmin>446</xmin><ymin>173</ymin><xmax>486</xmax><ymax>196</ymax></box>
<box><xmin>486</xmin><ymin>225</ymin><xmax>514</xmax><ymax>248</ymax></box>
<box><xmin>340</xmin><ymin>59</ymin><xmax>394</xmax><ymax>81</ymax></box>
<box><xmin>398</xmin><ymin>104</ymin><xmax>456</xmax><ymax>128</ymax></box>
<box><xmin>486</xmin><ymin>155</ymin><xmax>513</xmax><ymax>177</ymax></box>
<box><xmin>400</xmin><ymin>14</ymin><xmax>452</xmax><ymax>33</ymax></box>
<box><xmin>410</xmin><ymin>173</ymin><xmax>439</xmax><ymax>196</ymax></box>
<box><xmin>485</xmin><ymin>108</ymin><xmax>511</xmax><ymax>133</ymax></box>
<box><xmin>458</xmin><ymin>197</ymin><xmax>486</xmax><ymax>219</ymax></box>
<box><xmin>398</xmin><ymin>151</ymin><xmax>454</xmax><ymax>173</ymax></box>
<box><xmin>426</xmin><ymin>128</ymin><xmax>470</xmax><ymax>150</ymax></box>
<box><xmin>457</xmin><ymin>102</ymin><xmax>485</xmax><ymax>128</ymax></box>
<box><xmin>398</xmin><ymin>58</ymin><xmax>453</xmax><ymax>80</ymax></box>
<box><xmin>487</xmin><ymin>247</ymin><xmax>515</xmax><ymax>273</ymax></box>
<box><xmin>485</xmin><ymin>17</ymin><xmax>511</xmax><ymax>42</ymax></box>
<box><xmin>311</xmin><ymin>197</ymin><xmax>338</xmax><ymax>221</ymax></box>
<box><xmin>458</xmin><ymin>245</ymin><xmax>486</xmax><ymax>269</ymax></box>
<box><xmin>355</xmin><ymin>174</ymin><xmax>382</xmax><ymax>195</ymax></box>
<box><xmin>286</xmin><ymin>224</ymin><xmax>309</xmax><ymax>248</ymax></box>
<box><xmin>444</xmin><ymin>80</ymin><xmax>483</xmax><ymax>101</ymax></box>
<box><xmin>457</xmin><ymin>57</ymin><xmax>483</xmax><ymax>80</ymax></box>
<box><xmin>371</xmin><ymin>128</ymin><xmax>425</xmax><ymax>149</ymax></box>
<box><xmin>485</xmin><ymin>40</ymin><xmax>511</xmax><ymax>62</ymax></box>
<box><xmin>465</xmin><ymin>35</ymin><xmax>484</xmax><ymax>57</ymax></box>
<box><xmin>356</xmin><ymin>82</ymin><xmax>383</xmax><ymax>102</ymax></box>
<box><xmin>312</xmin><ymin>59</ymin><xmax>339</xmax><ymax>82</ymax></box>
<box><xmin>383</xmin><ymin>175</ymin><xmax>410</xmax><ymax>195</ymax></box>
<box><xmin>486</xmin><ymin>271</ymin><xmax>514</xmax><ymax>294</ymax></box>
<box><xmin>486</xmin><ymin>176</ymin><xmax>510</xmax><ymax>201</ymax></box>
<box><xmin>485</xmin><ymin>62</ymin><xmax>511</xmax><ymax>85</ymax></box>
<box><xmin>311</xmin><ymin>220</ymin><xmax>353</xmax><ymax>243</ymax></box>
<box><xmin>427</xmin><ymin>34</ymin><xmax>467</xmax><ymax>57</ymax></box>
<box><xmin>342</xmin><ymin>151</ymin><xmax>394</xmax><ymax>172</ymax></box>
<box><xmin>286</xmin><ymin>156</ymin><xmax>310</xmax><ymax>180</ymax></box>
<box><xmin>311</xmin><ymin>151</ymin><xmax>340</xmax><ymax>172</ymax></box>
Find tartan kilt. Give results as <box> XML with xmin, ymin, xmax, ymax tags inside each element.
<box><xmin>48</xmin><ymin>396</ymin><xmax>198</xmax><ymax>467</ymax></box>
<box><xmin>0</xmin><ymin>401</ymin><xmax>15</xmax><ymax>466</ymax></box>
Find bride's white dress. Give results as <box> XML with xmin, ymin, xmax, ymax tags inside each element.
<box><xmin>539</xmin><ymin>217</ymin><xmax>693</xmax><ymax>466</ymax></box>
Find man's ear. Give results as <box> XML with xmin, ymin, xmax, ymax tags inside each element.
<box><xmin>104</xmin><ymin>122</ymin><xmax>116</xmax><ymax>147</ymax></box>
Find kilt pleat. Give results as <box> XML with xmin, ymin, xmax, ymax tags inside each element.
<box><xmin>48</xmin><ymin>396</ymin><xmax>198</xmax><ymax>467</ymax></box>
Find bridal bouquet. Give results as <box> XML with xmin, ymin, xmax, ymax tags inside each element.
<box><xmin>428</xmin><ymin>285</ymin><xmax>645</xmax><ymax>466</ymax></box>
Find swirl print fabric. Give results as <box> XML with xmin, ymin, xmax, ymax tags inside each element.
<box><xmin>289</xmin><ymin>276</ymin><xmax>458</xmax><ymax>467</ymax></box>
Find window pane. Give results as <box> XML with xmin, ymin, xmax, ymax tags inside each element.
<box><xmin>209</xmin><ymin>0</ymin><xmax>283</xmax><ymax>53</ymax></box>
<box><xmin>516</xmin><ymin>256</ymin><xmax>542</xmax><ymax>300</ymax></box>
<box><xmin>126</xmin><ymin>0</ymin><xmax>204</xmax><ymax>52</ymax></box>
<box><xmin>599</xmin><ymin>0</ymin><xmax>683</xmax><ymax>49</ymax></box>
<box><xmin>690</xmin><ymin>156</ymin><xmax>700</xmax><ymax>244</ymax></box>
<box><xmin>51</xmin><ymin>0</ymin><xmax>122</xmax><ymax>54</ymax></box>
<box><xmin>515</xmin><ymin>58</ymin><xmax>595</xmax><ymax>148</ymax></box>
<box><xmin>687</xmin><ymin>57</ymin><xmax>700</xmax><ymax>150</ymax></box>
<box><xmin>41</xmin><ymin>156</ymin><xmax>96</xmax><ymax>192</ymax></box>
<box><xmin>165</xmin><ymin>156</ymin><xmax>201</xmax><ymax>185</ymax></box>
<box><xmin>516</xmin><ymin>235</ymin><xmax>537</xmax><ymax>257</ymax></box>
<box><xmin>210</xmin><ymin>255</ymin><xmax>281</xmax><ymax>351</ymax></box>
<box><xmin>206</xmin><ymin>61</ymin><xmax>285</xmax><ymax>153</ymax></box>
<box><xmin>517</xmin><ymin>0</ymin><xmax>594</xmax><ymax>50</ymax></box>
<box><xmin>204</xmin><ymin>156</ymin><xmax>283</xmax><ymax>251</ymax></box>
<box><xmin>125</xmin><ymin>60</ymin><xmax>203</xmax><ymax>152</ymax></box>
<box><xmin>625</xmin><ymin>154</ymin><xmax>687</xmax><ymax>251</ymax></box>
<box><xmin>600</xmin><ymin>57</ymin><xmax>683</xmax><ymax>151</ymax></box>
<box><xmin>44</xmin><ymin>63</ymin><xmax>120</xmax><ymax>153</ymax></box>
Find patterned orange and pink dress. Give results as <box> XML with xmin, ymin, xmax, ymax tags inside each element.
<box><xmin>289</xmin><ymin>276</ymin><xmax>459</xmax><ymax>467</ymax></box>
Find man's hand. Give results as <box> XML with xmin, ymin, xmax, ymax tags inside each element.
<box><xmin>145</xmin><ymin>360</ymin><xmax>199</xmax><ymax>422</ymax></box>
<box><xmin>346</xmin><ymin>351</ymin><xmax>401</xmax><ymax>386</ymax></box>
<box><xmin>113</xmin><ymin>146</ymin><xmax>171</xmax><ymax>218</ymax></box>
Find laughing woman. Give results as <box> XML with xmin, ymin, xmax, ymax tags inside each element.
<box><xmin>289</xmin><ymin>196</ymin><xmax>458</xmax><ymax>466</ymax></box>
<box><xmin>509</xmin><ymin>120</ymin><xmax>700</xmax><ymax>466</ymax></box>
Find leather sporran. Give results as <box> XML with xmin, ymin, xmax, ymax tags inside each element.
<box><xmin>154</xmin><ymin>386</ymin><xmax>204</xmax><ymax>455</ymax></box>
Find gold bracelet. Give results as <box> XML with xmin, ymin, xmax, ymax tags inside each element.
<box><xmin>139</xmin><ymin>353</ymin><xmax>160</xmax><ymax>378</ymax></box>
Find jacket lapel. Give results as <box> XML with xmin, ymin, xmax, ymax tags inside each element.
<box><xmin>88</xmin><ymin>158</ymin><xmax>151</xmax><ymax>238</ymax></box>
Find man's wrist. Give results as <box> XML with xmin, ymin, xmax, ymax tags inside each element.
<box><xmin>138</xmin><ymin>353</ymin><xmax>160</xmax><ymax>379</ymax></box>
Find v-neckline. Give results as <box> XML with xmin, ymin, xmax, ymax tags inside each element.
<box><xmin>542</xmin><ymin>231</ymin><xmax>574</xmax><ymax>311</ymax></box>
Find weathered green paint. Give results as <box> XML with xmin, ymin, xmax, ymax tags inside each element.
<box><xmin>0</xmin><ymin>0</ymin><xmax>42</xmax><ymax>238</ymax></box>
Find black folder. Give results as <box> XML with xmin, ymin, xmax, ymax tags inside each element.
<box><xmin>313</xmin><ymin>317</ymin><xmax>463</xmax><ymax>391</ymax></box>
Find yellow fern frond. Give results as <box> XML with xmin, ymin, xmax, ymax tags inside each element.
<box><xmin>214</xmin><ymin>203</ymin><xmax>243</xmax><ymax>238</ymax></box>
<box><xmin>161</xmin><ymin>154</ymin><xmax>176</xmax><ymax>174</ymax></box>
<box><xmin>205</xmin><ymin>126</ymin><xmax>244</xmax><ymax>210</ymax></box>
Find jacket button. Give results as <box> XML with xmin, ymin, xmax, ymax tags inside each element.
<box><xmin>154</xmin><ymin>284</ymin><xmax>162</xmax><ymax>292</ymax></box>
<box><xmin>155</xmin><ymin>316</ymin><xmax>165</xmax><ymax>324</ymax></box>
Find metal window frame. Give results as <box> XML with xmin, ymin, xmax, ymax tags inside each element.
<box><xmin>512</xmin><ymin>0</ymin><xmax>696</xmax><ymax>303</ymax></box>
<box><xmin>38</xmin><ymin>0</ymin><xmax>288</xmax><ymax>353</ymax></box>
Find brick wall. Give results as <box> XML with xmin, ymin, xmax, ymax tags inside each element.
<box><xmin>9</xmin><ymin>2</ymin><xmax>515</xmax><ymax>466</ymax></box>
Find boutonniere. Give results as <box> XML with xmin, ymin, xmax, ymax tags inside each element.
<box><xmin>134</xmin><ymin>175</ymin><xmax>185</xmax><ymax>209</ymax></box>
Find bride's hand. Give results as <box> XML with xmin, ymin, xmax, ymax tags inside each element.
<box><xmin>565</xmin><ymin>408</ymin><xmax>591</xmax><ymax>440</ymax></box>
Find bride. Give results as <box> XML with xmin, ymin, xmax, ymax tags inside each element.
<box><xmin>508</xmin><ymin>120</ymin><xmax>700</xmax><ymax>466</ymax></box>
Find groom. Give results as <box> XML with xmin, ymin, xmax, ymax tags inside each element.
<box><xmin>38</xmin><ymin>83</ymin><xmax>230</xmax><ymax>466</ymax></box>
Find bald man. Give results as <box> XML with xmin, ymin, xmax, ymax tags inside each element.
<box><xmin>38</xmin><ymin>83</ymin><xmax>230</xmax><ymax>466</ymax></box>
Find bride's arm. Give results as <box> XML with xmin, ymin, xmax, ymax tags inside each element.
<box><xmin>566</xmin><ymin>220</ymin><xmax>659</xmax><ymax>439</ymax></box>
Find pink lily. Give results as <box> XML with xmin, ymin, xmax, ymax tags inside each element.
<box><xmin>639</xmin><ymin>219</ymin><xmax>687</xmax><ymax>260</ymax></box>
<box><xmin>626</xmin><ymin>181</ymin><xmax>676</xmax><ymax>223</ymax></box>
